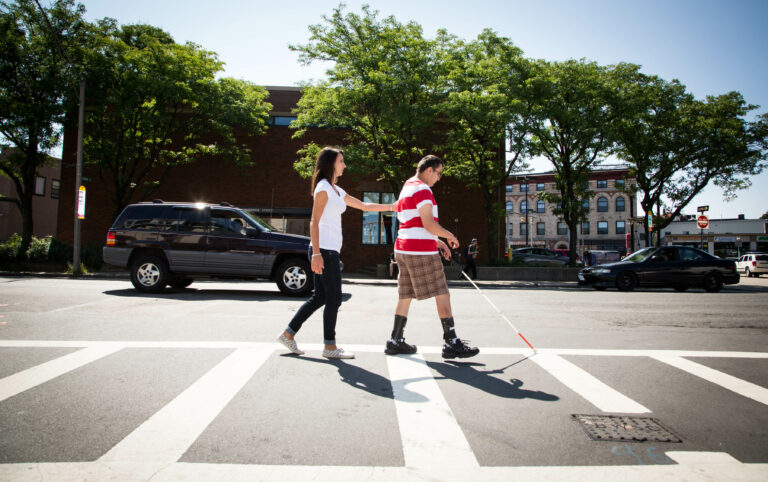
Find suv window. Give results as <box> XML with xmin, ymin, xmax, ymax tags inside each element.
<box><xmin>164</xmin><ymin>207</ymin><xmax>207</xmax><ymax>233</ymax></box>
<box><xmin>117</xmin><ymin>205</ymin><xmax>167</xmax><ymax>230</ymax></box>
<box><xmin>757</xmin><ymin>255</ymin><xmax>768</xmax><ymax>261</ymax></box>
<box><xmin>209</xmin><ymin>209</ymin><xmax>247</xmax><ymax>236</ymax></box>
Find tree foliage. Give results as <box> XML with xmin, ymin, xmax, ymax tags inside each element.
<box><xmin>437</xmin><ymin>29</ymin><xmax>531</xmax><ymax>257</ymax></box>
<box><xmin>289</xmin><ymin>5</ymin><xmax>444</xmax><ymax>195</ymax></box>
<box><xmin>611</xmin><ymin>68</ymin><xmax>768</xmax><ymax>243</ymax></box>
<box><xmin>0</xmin><ymin>0</ymin><xmax>88</xmax><ymax>254</ymax></box>
<box><xmin>82</xmin><ymin>21</ymin><xmax>272</xmax><ymax>218</ymax></box>
<box><xmin>527</xmin><ymin>59</ymin><xmax>617</xmax><ymax>264</ymax></box>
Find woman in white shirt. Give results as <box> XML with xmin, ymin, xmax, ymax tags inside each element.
<box><xmin>277</xmin><ymin>147</ymin><xmax>393</xmax><ymax>359</ymax></box>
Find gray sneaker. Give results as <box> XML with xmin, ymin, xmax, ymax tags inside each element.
<box><xmin>322</xmin><ymin>348</ymin><xmax>355</xmax><ymax>359</ymax></box>
<box><xmin>277</xmin><ymin>334</ymin><xmax>304</xmax><ymax>355</ymax></box>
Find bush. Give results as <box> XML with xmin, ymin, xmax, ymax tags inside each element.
<box><xmin>81</xmin><ymin>241</ymin><xmax>104</xmax><ymax>270</ymax></box>
<box><xmin>0</xmin><ymin>233</ymin><xmax>22</xmax><ymax>266</ymax></box>
<box><xmin>26</xmin><ymin>235</ymin><xmax>52</xmax><ymax>263</ymax></box>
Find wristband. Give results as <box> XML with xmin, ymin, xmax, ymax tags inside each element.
<box><xmin>312</xmin><ymin>254</ymin><xmax>322</xmax><ymax>258</ymax></box>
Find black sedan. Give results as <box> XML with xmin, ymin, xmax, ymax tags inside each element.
<box><xmin>577</xmin><ymin>246</ymin><xmax>740</xmax><ymax>292</ymax></box>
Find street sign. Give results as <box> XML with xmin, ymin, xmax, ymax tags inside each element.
<box><xmin>697</xmin><ymin>215</ymin><xmax>709</xmax><ymax>229</ymax></box>
<box><xmin>77</xmin><ymin>185</ymin><xmax>86</xmax><ymax>220</ymax></box>
<box><xmin>697</xmin><ymin>205</ymin><xmax>709</xmax><ymax>213</ymax></box>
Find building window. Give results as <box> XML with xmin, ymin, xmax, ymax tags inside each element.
<box><xmin>536</xmin><ymin>183</ymin><xmax>545</xmax><ymax>192</ymax></box>
<box><xmin>506</xmin><ymin>201</ymin><xmax>514</xmax><ymax>212</ymax></box>
<box><xmin>598</xmin><ymin>221</ymin><xmax>608</xmax><ymax>235</ymax></box>
<box><xmin>51</xmin><ymin>179</ymin><xmax>60</xmax><ymax>199</ymax></box>
<box><xmin>520</xmin><ymin>183</ymin><xmax>529</xmax><ymax>192</ymax></box>
<box><xmin>520</xmin><ymin>200</ymin><xmax>528</xmax><ymax>213</ymax></box>
<box><xmin>537</xmin><ymin>222</ymin><xmax>545</xmax><ymax>236</ymax></box>
<box><xmin>616</xmin><ymin>221</ymin><xmax>626</xmax><ymax>234</ymax></box>
<box><xmin>597</xmin><ymin>197</ymin><xmax>608</xmax><ymax>212</ymax></box>
<box><xmin>582</xmin><ymin>199</ymin><xmax>589</xmax><ymax>210</ymax></box>
<box><xmin>362</xmin><ymin>192</ymin><xmax>396</xmax><ymax>245</ymax></box>
<box><xmin>616</xmin><ymin>179</ymin><xmax>625</xmax><ymax>190</ymax></box>
<box><xmin>597</xmin><ymin>179</ymin><xmax>607</xmax><ymax>189</ymax></box>
<box><xmin>34</xmin><ymin>176</ymin><xmax>46</xmax><ymax>196</ymax></box>
<box><xmin>505</xmin><ymin>184</ymin><xmax>513</xmax><ymax>193</ymax></box>
<box><xmin>581</xmin><ymin>222</ymin><xmax>590</xmax><ymax>235</ymax></box>
<box><xmin>536</xmin><ymin>200</ymin><xmax>546</xmax><ymax>213</ymax></box>
<box><xmin>616</xmin><ymin>196</ymin><xmax>625</xmax><ymax>212</ymax></box>
<box><xmin>520</xmin><ymin>223</ymin><xmax>528</xmax><ymax>236</ymax></box>
<box><xmin>268</xmin><ymin>115</ymin><xmax>297</xmax><ymax>126</ymax></box>
<box><xmin>557</xmin><ymin>222</ymin><xmax>568</xmax><ymax>235</ymax></box>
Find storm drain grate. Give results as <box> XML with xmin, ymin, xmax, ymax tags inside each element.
<box><xmin>572</xmin><ymin>414</ymin><xmax>683</xmax><ymax>443</ymax></box>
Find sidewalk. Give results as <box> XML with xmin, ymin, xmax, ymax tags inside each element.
<box><xmin>0</xmin><ymin>268</ymin><xmax>579</xmax><ymax>289</ymax></box>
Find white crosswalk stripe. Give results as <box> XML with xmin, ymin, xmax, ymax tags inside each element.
<box><xmin>386</xmin><ymin>353</ymin><xmax>479</xmax><ymax>469</ymax></box>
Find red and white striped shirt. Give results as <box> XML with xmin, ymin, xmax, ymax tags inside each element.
<box><xmin>394</xmin><ymin>176</ymin><xmax>439</xmax><ymax>255</ymax></box>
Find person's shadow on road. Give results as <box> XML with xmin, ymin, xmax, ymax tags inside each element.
<box><xmin>283</xmin><ymin>355</ymin><xmax>427</xmax><ymax>403</ymax></box>
<box><xmin>426</xmin><ymin>358</ymin><xmax>559</xmax><ymax>401</ymax></box>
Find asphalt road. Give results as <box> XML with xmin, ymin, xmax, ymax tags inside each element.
<box><xmin>0</xmin><ymin>276</ymin><xmax>767</xmax><ymax>481</ymax></box>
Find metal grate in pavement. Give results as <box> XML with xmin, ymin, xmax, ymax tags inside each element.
<box><xmin>572</xmin><ymin>414</ymin><xmax>683</xmax><ymax>443</ymax></box>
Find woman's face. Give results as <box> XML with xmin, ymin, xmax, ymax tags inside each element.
<box><xmin>333</xmin><ymin>153</ymin><xmax>346</xmax><ymax>180</ymax></box>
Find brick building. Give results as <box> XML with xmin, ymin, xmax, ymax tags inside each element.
<box><xmin>505</xmin><ymin>166</ymin><xmax>636</xmax><ymax>255</ymax></box>
<box><xmin>0</xmin><ymin>149</ymin><xmax>61</xmax><ymax>241</ymax></box>
<box><xmin>57</xmin><ymin>87</ymin><xmax>490</xmax><ymax>271</ymax></box>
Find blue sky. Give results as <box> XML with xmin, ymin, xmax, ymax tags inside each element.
<box><xmin>74</xmin><ymin>0</ymin><xmax>768</xmax><ymax>218</ymax></box>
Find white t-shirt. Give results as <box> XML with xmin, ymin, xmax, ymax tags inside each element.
<box><xmin>312</xmin><ymin>178</ymin><xmax>347</xmax><ymax>252</ymax></box>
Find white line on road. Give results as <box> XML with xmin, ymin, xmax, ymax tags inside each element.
<box><xmin>98</xmin><ymin>346</ymin><xmax>273</xmax><ymax>464</ymax></box>
<box><xmin>45</xmin><ymin>298</ymin><xmax>115</xmax><ymax>313</ymax></box>
<box><xmin>652</xmin><ymin>355</ymin><xmax>768</xmax><ymax>406</ymax></box>
<box><xmin>532</xmin><ymin>353</ymin><xmax>651</xmax><ymax>413</ymax></box>
<box><xmin>0</xmin><ymin>344</ymin><xmax>123</xmax><ymax>402</ymax></box>
<box><xmin>386</xmin><ymin>353</ymin><xmax>479</xmax><ymax>469</ymax></box>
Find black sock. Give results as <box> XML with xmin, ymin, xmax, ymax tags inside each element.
<box><xmin>440</xmin><ymin>316</ymin><xmax>456</xmax><ymax>343</ymax></box>
<box><xmin>391</xmin><ymin>315</ymin><xmax>407</xmax><ymax>341</ymax></box>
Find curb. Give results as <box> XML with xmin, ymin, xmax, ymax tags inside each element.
<box><xmin>1</xmin><ymin>271</ymin><xmax>579</xmax><ymax>289</ymax></box>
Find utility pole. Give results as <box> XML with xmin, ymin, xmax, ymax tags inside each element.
<box><xmin>33</xmin><ymin>0</ymin><xmax>86</xmax><ymax>274</ymax></box>
<box><xmin>524</xmin><ymin>176</ymin><xmax>529</xmax><ymax>247</ymax></box>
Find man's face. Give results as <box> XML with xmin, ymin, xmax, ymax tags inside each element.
<box><xmin>426</xmin><ymin>165</ymin><xmax>443</xmax><ymax>187</ymax></box>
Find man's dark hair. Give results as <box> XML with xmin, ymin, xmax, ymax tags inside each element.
<box><xmin>417</xmin><ymin>155</ymin><xmax>444</xmax><ymax>173</ymax></box>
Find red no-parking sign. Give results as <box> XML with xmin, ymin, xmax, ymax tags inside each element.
<box><xmin>697</xmin><ymin>215</ymin><xmax>709</xmax><ymax>229</ymax></box>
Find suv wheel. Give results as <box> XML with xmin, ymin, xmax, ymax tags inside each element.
<box><xmin>131</xmin><ymin>255</ymin><xmax>168</xmax><ymax>293</ymax></box>
<box><xmin>276</xmin><ymin>259</ymin><xmax>312</xmax><ymax>296</ymax></box>
<box><xmin>745</xmin><ymin>267</ymin><xmax>753</xmax><ymax>278</ymax></box>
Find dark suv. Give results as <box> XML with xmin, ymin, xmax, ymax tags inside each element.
<box><xmin>103</xmin><ymin>201</ymin><xmax>313</xmax><ymax>295</ymax></box>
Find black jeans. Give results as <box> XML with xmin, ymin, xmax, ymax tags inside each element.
<box><xmin>286</xmin><ymin>248</ymin><xmax>342</xmax><ymax>345</ymax></box>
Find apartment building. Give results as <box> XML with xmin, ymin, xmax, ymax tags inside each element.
<box><xmin>505</xmin><ymin>166</ymin><xmax>636</xmax><ymax>255</ymax></box>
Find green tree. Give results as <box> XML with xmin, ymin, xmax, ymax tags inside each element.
<box><xmin>0</xmin><ymin>0</ymin><xmax>88</xmax><ymax>254</ymax></box>
<box><xmin>611</xmin><ymin>68</ymin><xmax>767</xmax><ymax>245</ymax></box>
<box><xmin>289</xmin><ymin>5</ymin><xmax>444</xmax><ymax>195</ymax></box>
<box><xmin>761</xmin><ymin>211</ymin><xmax>768</xmax><ymax>220</ymax></box>
<box><xmin>438</xmin><ymin>29</ymin><xmax>532</xmax><ymax>259</ymax></box>
<box><xmin>527</xmin><ymin>59</ymin><xmax>617</xmax><ymax>265</ymax></box>
<box><xmin>608</xmin><ymin>68</ymin><xmax>694</xmax><ymax>246</ymax></box>
<box><xmin>83</xmin><ymin>21</ymin><xmax>271</xmax><ymax>219</ymax></box>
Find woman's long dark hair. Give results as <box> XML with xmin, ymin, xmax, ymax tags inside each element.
<box><xmin>311</xmin><ymin>147</ymin><xmax>343</xmax><ymax>194</ymax></box>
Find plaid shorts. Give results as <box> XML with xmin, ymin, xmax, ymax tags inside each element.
<box><xmin>395</xmin><ymin>253</ymin><xmax>449</xmax><ymax>300</ymax></box>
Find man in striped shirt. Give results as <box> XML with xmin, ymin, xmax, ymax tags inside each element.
<box><xmin>385</xmin><ymin>155</ymin><xmax>480</xmax><ymax>359</ymax></box>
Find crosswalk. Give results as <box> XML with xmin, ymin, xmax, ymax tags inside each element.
<box><xmin>1</xmin><ymin>340</ymin><xmax>767</xmax><ymax>481</ymax></box>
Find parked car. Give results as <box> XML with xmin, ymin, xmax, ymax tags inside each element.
<box><xmin>583</xmin><ymin>250</ymin><xmax>622</xmax><ymax>267</ymax></box>
<box><xmin>552</xmin><ymin>249</ymin><xmax>581</xmax><ymax>262</ymax></box>
<box><xmin>512</xmin><ymin>247</ymin><xmax>570</xmax><ymax>266</ymax></box>
<box><xmin>577</xmin><ymin>245</ymin><xmax>739</xmax><ymax>292</ymax></box>
<box><xmin>736</xmin><ymin>252</ymin><xmax>768</xmax><ymax>277</ymax></box>
<box><xmin>103</xmin><ymin>201</ymin><xmax>313</xmax><ymax>295</ymax></box>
